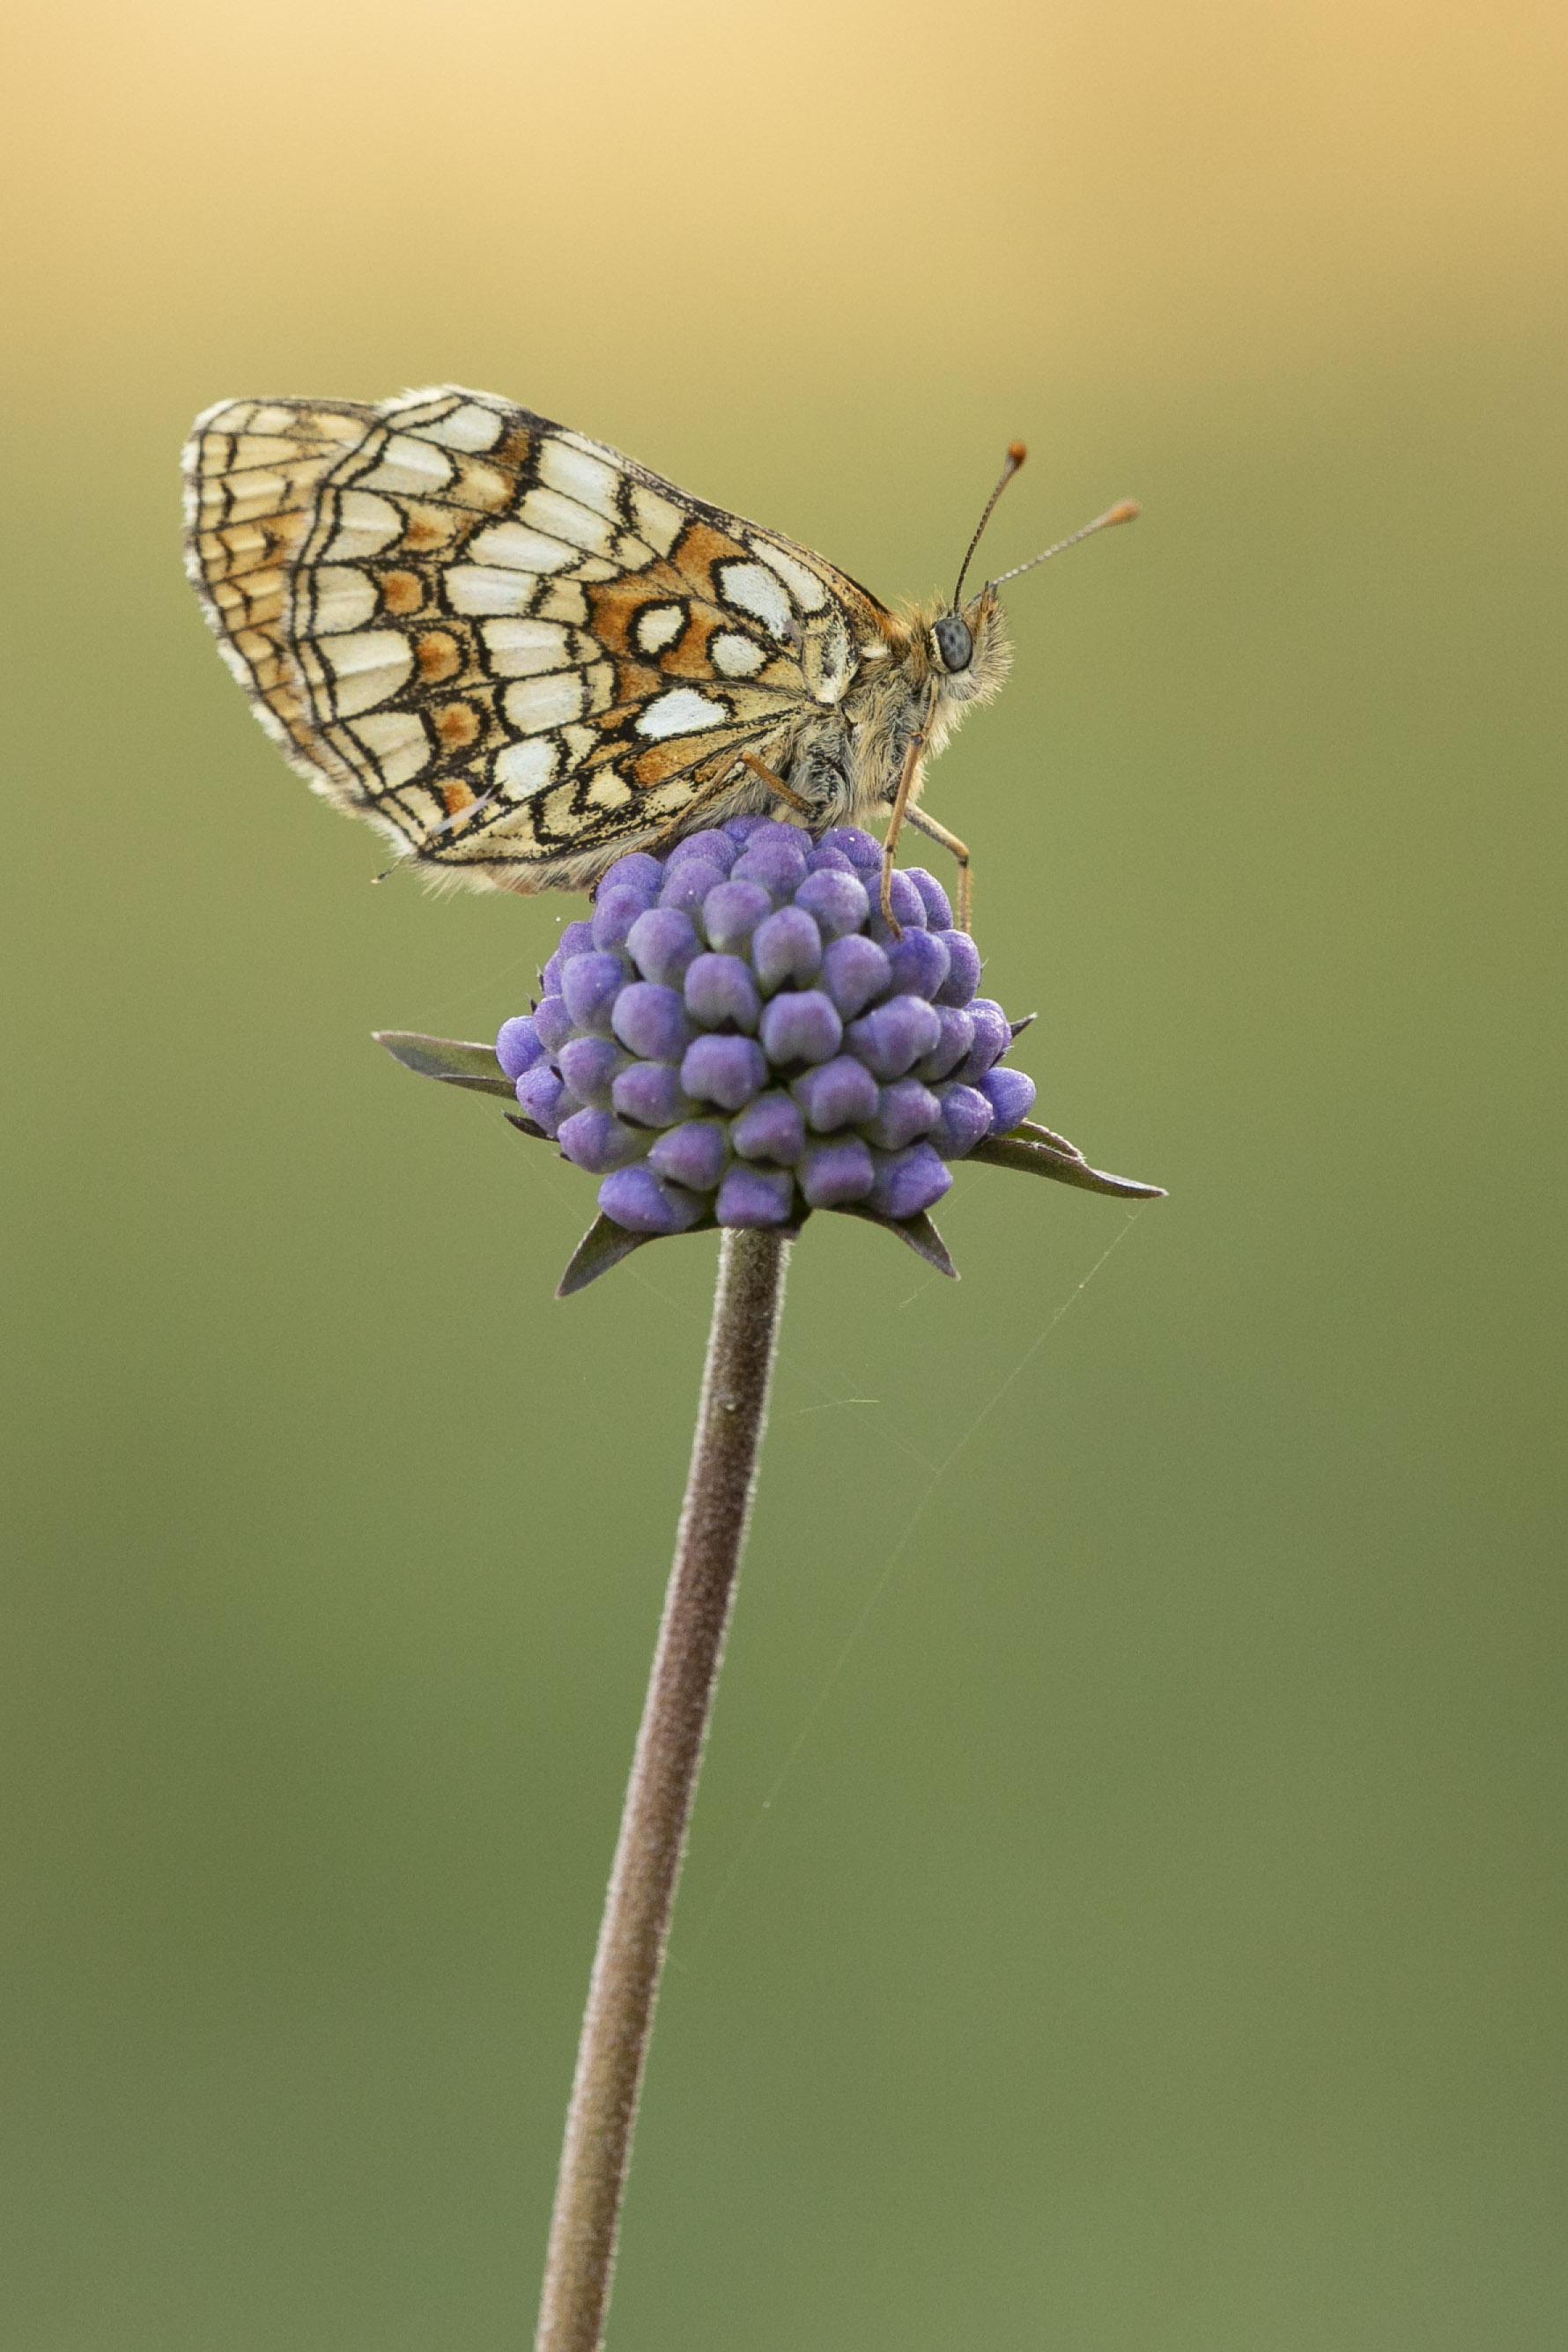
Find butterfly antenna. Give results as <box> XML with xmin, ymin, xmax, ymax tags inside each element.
<box><xmin>952</xmin><ymin>441</ymin><xmax>1028</xmax><ymax>607</ymax></box>
<box><xmin>987</xmin><ymin>499</ymin><xmax>1139</xmax><ymax>589</ymax></box>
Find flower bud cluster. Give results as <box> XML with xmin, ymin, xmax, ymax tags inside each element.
<box><xmin>494</xmin><ymin>818</ymin><xmax>1038</xmax><ymax>1236</ymax></box>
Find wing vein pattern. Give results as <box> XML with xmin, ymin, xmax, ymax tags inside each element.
<box><xmin>182</xmin><ymin>385</ymin><xmax>899</xmax><ymax>891</ymax></box>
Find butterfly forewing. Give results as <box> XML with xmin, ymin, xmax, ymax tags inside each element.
<box><xmin>184</xmin><ymin>387</ymin><xmax>899</xmax><ymax>890</ymax></box>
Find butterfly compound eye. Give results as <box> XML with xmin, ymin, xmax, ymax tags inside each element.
<box><xmin>933</xmin><ymin>614</ymin><xmax>973</xmax><ymax>672</ymax></box>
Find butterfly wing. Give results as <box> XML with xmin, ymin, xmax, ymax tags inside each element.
<box><xmin>183</xmin><ymin>386</ymin><xmax>899</xmax><ymax>890</ymax></box>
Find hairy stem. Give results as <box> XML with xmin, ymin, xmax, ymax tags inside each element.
<box><xmin>534</xmin><ymin>1226</ymin><xmax>791</xmax><ymax>2352</ymax></box>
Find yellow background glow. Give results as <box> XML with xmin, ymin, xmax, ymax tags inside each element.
<box><xmin>4</xmin><ymin>4</ymin><xmax>1564</xmax><ymax>2346</ymax></box>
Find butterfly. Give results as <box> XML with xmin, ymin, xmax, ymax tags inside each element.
<box><xmin>182</xmin><ymin>385</ymin><xmax>1135</xmax><ymax>930</ymax></box>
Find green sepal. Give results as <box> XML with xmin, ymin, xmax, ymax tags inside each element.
<box><xmin>829</xmin><ymin>1203</ymin><xmax>958</xmax><ymax>1276</ymax></box>
<box><xmin>372</xmin><ymin>1031</ymin><xmax>515</xmax><ymax>1098</ymax></box>
<box><xmin>969</xmin><ymin>1120</ymin><xmax>1165</xmax><ymax>1199</ymax></box>
<box><xmin>557</xmin><ymin>1213</ymin><xmax>661</xmax><ymax>1297</ymax></box>
<box><xmin>557</xmin><ymin>1205</ymin><xmax>812</xmax><ymax>1298</ymax></box>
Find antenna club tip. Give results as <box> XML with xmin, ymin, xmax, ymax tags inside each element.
<box><xmin>1007</xmin><ymin>440</ymin><xmax>1028</xmax><ymax>469</ymax></box>
<box><xmin>1106</xmin><ymin>499</ymin><xmax>1140</xmax><ymax>526</ymax></box>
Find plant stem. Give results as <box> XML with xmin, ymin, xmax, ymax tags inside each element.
<box><xmin>534</xmin><ymin>1225</ymin><xmax>791</xmax><ymax>2352</ymax></box>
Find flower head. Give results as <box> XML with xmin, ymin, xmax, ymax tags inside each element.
<box><xmin>496</xmin><ymin>818</ymin><xmax>1037</xmax><ymax>1245</ymax></box>
<box><xmin>376</xmin><ymin>817</ymin><xmax>1163</xmax><ymax>1293</ymax></box>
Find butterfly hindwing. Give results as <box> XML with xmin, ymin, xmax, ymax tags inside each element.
<box><xmin>183</xmin><ymin>387</ymin><xmax>899</xmax><ymax>890</ymax></box>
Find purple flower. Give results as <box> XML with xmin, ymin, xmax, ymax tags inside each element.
<box><xmin>489</xmin><ymin>819</ymin><xmax>1042</xmax><ymax>1236</ymax></box>
<box><xmin>758</xmin><ymin>988</ymin><xmax>843</xmax><ymax>1067</ymax></box>
<box><xmin>611</xmin><ymin>1061</ymin><xmax>691</xmax><ymax>1128</ymax></box>
<box><xmin>791</xmin><ymin>1054</ymin><xmax>880</xmax><ymax>1133</ymax></box>
<box><xmin>820</xmin><ymin>933</ymin><xmax>891</xmax><ymax>1018</ymax></box>
<box><xmin>659</xmin><ymin>858</ymin><xmax>729</xmax><ymax>918</ymax></box>
<box><xmin>859</xmin><ymin>1077</ymin><xmax>942</xmax><ymax>1152</ymax></box>
<box><xmin>729</xmin><ymin>1090</ymin><xmax>806</xmax><ymax>1165</ymax></box>
<box><xmin>731</xmin><ymin>829</ymin><xmax>810</xmax><ymax>897</ymax></box>
<box><xmin>883</xmin><ymin>869</ymin><xmax>928</xmax><ymax>930</ymax></box>
<box><xmin>702</xmin><ymin>878</ymin><xmax>773</xmax><ymax>955</ymax></box>
<box><xmin>934</xmin><ymin>932</ymin><xmax>982</xmax><ymax>1007</ymax></box>
<box><xmin>532</xmin><ymin>994</ymin><xmax>574</xmax><ymax>1055</ymax></box>
<box><xmin>684</xmin><ymin>952</ymin><xmax>762</xmax><ymax>1032</ymax></box>
<box><xmin>715</xmin><ymin>1164</ymin><xmax>795</xmax><ymax>1227</ymax></box>
<box><xmin>794</xmin><ymin>866</ymin><xmax>869</xmax><ymax>941</ymax></box>
<box><xmin>592</xmin><ymin>887</ymin><xmax>651</xmax><ymax>952</ymax></box>
<box><xmin>929</xmin><ymin>1081</ymin><xmax>995</xmax><ymax>1159</ymax></box>
<box><xmin>798</xmin><ymin>1136</ymin><xmax>876</xmax><ymax>1206</ymax></box>
<box><xmin>868</xmin><ymin>1142</ymin><xmax>953</xmax><ymax>1220</ymax></box>
<box><xmin>913</xmin><ymin>1005</ymin><xmax>975</xmax><ymax>1083</ymax></box>
<box><xmin>817</xmin><ymin>826</ymin><xmax>882</xmax><ymax>872</ymax></box>
<box><xmin>884</xmin><ymin>928</ymin><xmax>950</xmax><ymax>1002</ymax></box>
<box><xmin>648</xmin><ymin>1119</ymin><xmax>729</xmax><ymax>1190</ymax></box>
<box><xmin>561</xmin><ymin>951</ymin><xmax>628</xmax><ymax>1038</ymax></box>
<box><xmin>751</xmin><ymin>905</ymin><xmax>823</xmax><ymax>993</ymax></box>
<box><xmin>597</xmin><ymin>851</ymin><xmax>665</xmax><ymax>898</ymax></box>
<box><xmin>558</xmin><ymin>1033</ymin><xmax>625</xmax><ymax>1109</ymax></box>
<box><xmin>960</xmin><ymin>998</ymin><xmax>1012</xmax><ymax>1080</ymax></box>
<box><xmin>681</xmin><ymin>1032</ymin><xmax>768</xmax><ymax>1111</ymax></box>
<box><xmin>664</xmin><ymin>829</ymin><xmax>736</xmax><ymax>874</ymax></box>
<box><xmin>515</xmin><ymin>1061</ymin><xmax>569</xmax><ymax>1136</ymax></box>
<box><xmin>977</xmin><ymin>1067</ymin><xmax>1037</xmax><ymax>1134</ymax></box>
<box><xmin>496</xmin><ymin>1015</ymin><xmax>544</xmax><ymax>1079</ymax></box>
<box><xmin>626</xmin><ymin>906</ymin><xmax>701</xmax><ymax>989</ymax></box>
<box><xmin>909</xmin><ymin>869</ymin><xmax>953</xmax><ymax>928</ymax></box>
<box><xmin>845</xmin><ymin>995</ymin><xmax>943</xmax><ymax>1081</ymax></box>
<box><xmin>597</xmin><ymin>1165</ymin><xmax>706</xmax><ymax>1235</ymax></box>
<box><xmin>611</xmin><ymin>981</ymin><xmax>692</xmax><ymax>1063</ymax></box>
<box><xmin>558</xmin><ymin>1107</ymin><xmax>647</xmax><ymax>1174</ymax></box>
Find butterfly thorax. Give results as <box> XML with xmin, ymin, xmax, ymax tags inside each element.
<box><xmin>788</xmin><ymin>583</ymin><xmax>1010</xmax><ymax>831</ymax></box>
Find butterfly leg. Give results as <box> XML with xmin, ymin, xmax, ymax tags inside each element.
<box><xmin>877</xmin><ymin>722</ymin><xmax>931</xmax><ymax>937</ymax></box>
<box><xmin>902</xmin><ymin>804</ymin><xmax>973</xmax><ymax>933</ymax></box>
<box><xmin>739</xmin><ymin>751</ymin><xmax>813</xmax><ymax>815</ymax></box>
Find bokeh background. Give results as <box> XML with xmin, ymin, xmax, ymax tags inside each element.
<box><xmin>4</xmin><ymin>1</ymin><xmax>1564</xmax><ymax>2345</ymax></box>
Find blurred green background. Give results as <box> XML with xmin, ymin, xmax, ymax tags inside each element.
<box><xmin>4</xmin><ymin>2</ymin><xmax>1564</xmax><ymax>2345</ymax></box>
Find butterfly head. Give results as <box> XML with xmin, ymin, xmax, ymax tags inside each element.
<box><xmin>924</xmin><ymin>581</ymin><xmax>1011</xmax><ymax>709</ymax></box>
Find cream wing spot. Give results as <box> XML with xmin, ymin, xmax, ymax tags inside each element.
<box><xmin>504</xmin><ymin>671</ymin><xmax>586</xmax><ymax>732</ymax></box>
<box><xmin>636</xmin><ymin>686</ymin><xmax>731</xmax><ymax>739</ymax></box>
<box><xmin>307</xmin><ymin>566</ymin><xmax>378</xmax><ymax>634</ymax></box>
<box><xmin>321</xmin><ymin>631</ymin><xmax>414</xmax><ymax>717</ymax></box>
<box><xmin>753</xmin><ymin>542</ymin><xmax>827</xmax><ymax>612</ymax></box>
<box><xmin>403</xmin><ymin>401</ymin><xmax>506</xmax><ymax>453</ymax></box>
<box><xmin>588</xmin><ymin>771</ymin><xmax>633</xmax><ymax>810</ymax></box>
<box><xmin>635</xmin><ymin>603</ymin><xmax>685</xmax><ymax>655</ymax></box>
<box><xmin>481</xmin><ymin>618</ymin><xmax>571</xmax><ymax>676</ymax></box>
<box><xmin>711</xmin><ymin>631</ymin><xmax>765</xmax><ymax>677</ymax></box>
<box><xmin>447</xmin><ymin>566</ymin><xmax>538</xmax><ymax>616</ymax></box>
<box><xmin>326</xmin><ymin>491</ymin><xmax>402</xmax><ymax>560</ymax></box>
<box><xmin>494</xmin><ymin>737</ymin><xmax>558</xmax><ymax>798</ymax></box>
<box><xmin>469</xmin><ymin>521</ymin><xmax>578</xmax><ymax>574</ymax></box>
<box><xmin>538</xmin><ymin>579</ymin><xmax>589</xmax><ymax>625</ymax></box>
<box><xmin>538</xmin><ymin>437</ymin><xmax>625</xmax><ymax>524</ymax></box>
<box><xmin>351</xmin><ymin>710</ymin><xmax>430</xmax><ymax>788</ymax></box>
<box><xmin>521</xmin><ymin>486</ymin><xmax>615</xmax><ymax>558</ymax></box>
<box><xmin>359</xmin><ymin>434</ymin><xmax>455</xmax><ymax>495</ymax></box>
<box><xmin>717</xmin><ymin>562</ymin><xmax>793</xmax><ymax>640</ymax></box>
<box><xmin>630</xmin><ymin>486</ymin><xmax>684</xmax><ymax>557</ymax></box>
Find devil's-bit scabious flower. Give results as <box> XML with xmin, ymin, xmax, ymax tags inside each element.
<box><xmin>495</xmin><ymin>817</ymin><xmax>1036</xmax><ymax>1239</ymax></box>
